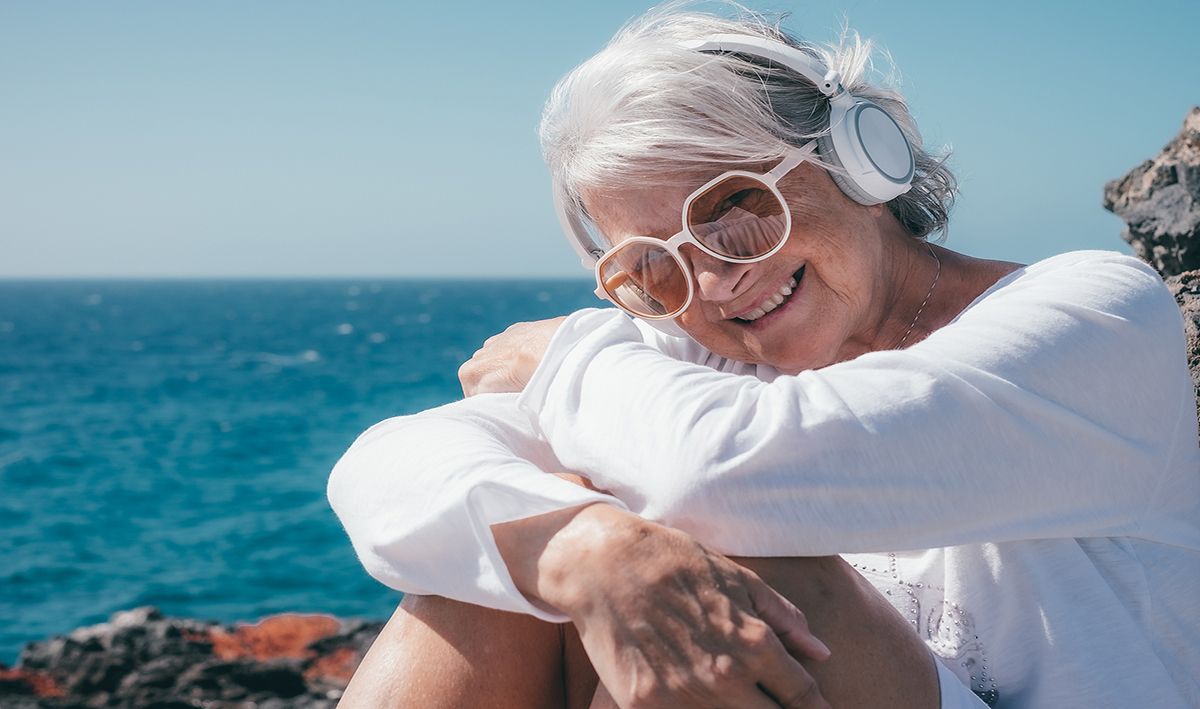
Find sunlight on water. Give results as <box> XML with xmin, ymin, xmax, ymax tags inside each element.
<box><xmin>0</xmin><ymin>278</ymin><xmax>599</xmax><ymax>662</ymax></box>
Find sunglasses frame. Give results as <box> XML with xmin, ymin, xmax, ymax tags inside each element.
<box><xmin>592</xmin><ymin>141</ymin><xmax>817</xmax><ymax>320</ymax></box>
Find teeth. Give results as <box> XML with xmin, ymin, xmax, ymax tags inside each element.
<box><xmin>735</xmin><ymin>267</ymin><xmax>805</xmax><ymax>322</ymax></box>
<box><xmin>734</xmin><ymin>280</ymin><xmax>792</xmax><ymax>321</ymax></box>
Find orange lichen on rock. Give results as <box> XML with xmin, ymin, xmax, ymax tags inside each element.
<box><xmin>209</xmin><ymin>613</ymin><xmax>342</xmax><ymax>661</ymax></box>
<box><xmin>303</xmin><ymin>646</ymin><xmax>363</xmax><ymax>686</ymax></box>
<box><xmin>0</xmin><ymin>667</ymin><xmax>67</xmax><ymax>698</ymax></box>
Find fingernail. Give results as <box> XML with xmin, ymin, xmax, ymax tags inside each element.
<box><xmin>815</xmin><ymin>638</ymin><xmax>832</xmax><ymax>659</ymax></box>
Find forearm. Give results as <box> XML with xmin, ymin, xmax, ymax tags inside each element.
<box><xmin>491</xmin><ymin>500</ymin><xmax>640</xmax><ymax>616</ymax></box>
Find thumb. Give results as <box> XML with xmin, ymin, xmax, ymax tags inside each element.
<box><xmin>747</xmin><ymin>577</ymin><xmax>831</xmax><ymax>662</ymax></box>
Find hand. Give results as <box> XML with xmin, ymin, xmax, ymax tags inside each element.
<box><xmin>540</xmin><ymin>506</ymin><xmax>832</xmax><ymax>709</ymax></box>
<box><xmin>458</xmin><ymin>317</ymin><xmax>566</xmax><ymax>397</ymax></box>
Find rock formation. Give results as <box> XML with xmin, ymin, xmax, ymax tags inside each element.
<box><xmin>1104</xmin><ymin>107</ymin><xmax>1200</xmax><ymax>417</ymax></box>
<box><xmin>0</xmin><ymin>607</ymin><xmax>382</xmax><ymax>708</ymax></box>
<box><xmin>1166</xmin><ymin>271</ymin><xmax>1200</xmax><ymax>405</ymax></box>
<box><xmin>1104</xmin><ymin>107</ymin><xmax>1200</xmax><ymax>277</ymax></box>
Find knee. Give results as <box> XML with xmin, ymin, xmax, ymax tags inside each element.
<box><xmin>727</xmin><ymin>555</ymin><xmax>856</xmax><ymax>608</ymax></box>
<box><xmin>396</xmin><ymin>593</ymin><xmax>557</xmax><ymax>638</ymax></box>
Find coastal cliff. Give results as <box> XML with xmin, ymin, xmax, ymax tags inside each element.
<box><xmin>1104</xmin><ymin>107</ymin><xmax>1200</xmax><ymax>277</ymax></box>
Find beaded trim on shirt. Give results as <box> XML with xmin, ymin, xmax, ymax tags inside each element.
<box><xmin>850</xmin><ymin>553</ymin><xmax>999</xmax><ymax>705</ymax></box>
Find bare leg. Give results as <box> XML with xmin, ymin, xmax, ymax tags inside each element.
<box><xmin>342</xmin><ymin>467</ymin><xmax>935</xmax><ymax>708</ymax></box>
<box><xmin>343</xmin><ymin>556</ymin><xmax>936</xmax><ymax>709</ymax></box>
<box><xmin>339</xmin><ymin>592</ymin><xmax>598</xmax><ymax>709</ymax></box>
<box><xmin>729</xmin><ymin>556</ymin><xmax>939</xmax><ymax>707</ymax></box>
<box><xmin>579</xmin><ymin>555</ymin><xmax>937</xmax><ymax>708</ymax></box>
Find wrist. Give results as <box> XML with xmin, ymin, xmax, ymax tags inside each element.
<box><xmin>491</xmin><ymin>502</ymin><xmax>643</xmax><ymax>616</ymax></box>
<box><xmin>537</xmin><ymin>503</ymin><xmax>645</xmax><ymax>614</ymax></box>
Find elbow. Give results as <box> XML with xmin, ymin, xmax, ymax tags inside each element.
<box><xmin>325</xmin><ymin>444</ymin><xmax>368</xmax><ymax>525</ymax></box>
<box><xmin>325</xmin><ymin>414</ymin><xmax>420</xmax><ymax>524</ymax></box>
<box><xmin>353</xmin><ymin>536</ymin><xmax>423</xmax><ymax>594</ymax></box>
<box><xmin>325</xmin><ymin>440</ymin><xmax>402</xmax><ymax>584</ymax></box>
<box><xmin>326</xmin><ymin>427</ymin><xmax>446</xmax><ymax>596</ymax></box>
<box><xmin>327</xmin><ymin>458</ymin><xmax>420</xmax><ymax>594</ymax></box>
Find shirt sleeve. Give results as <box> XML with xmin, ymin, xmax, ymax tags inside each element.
<box><xmin>327</xmin><ymin>392</ymin><xmax>628</xmax><ymax>622</ymax></box>
<box><xmin>517</xmin><ymin>251</ymin><xmax>1197</xmax><ymax>556</ymax></box>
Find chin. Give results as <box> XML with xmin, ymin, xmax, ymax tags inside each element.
<box><xmin>760</xmin><ymin>337</ymin><xmax>837</xmax><ymax>374</ymax></box>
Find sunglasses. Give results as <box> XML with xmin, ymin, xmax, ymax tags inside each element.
<box><xmin>590</xmin><ymin>141</ymin><xmax>816</xmax><ymax>319</ymax></box>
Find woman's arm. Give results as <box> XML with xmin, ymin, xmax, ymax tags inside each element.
<box><xmin>517</xmin><ymin>251</ymin><xmax>1199</xmax><ymax>555</ymax></box>
<box><xmin>327</xmin><ymin>312</ymin><xmax>723</xmax><ymax>620</ymax></box>
<box><xmin>328</xmin><ymin>391</ymin><xmax>835</xmax><ymax>707</ymax></box>
<box><xmin>326</xmin><ymin>393</ymin><xmax>629</xmax><ymax>621</ymax></box>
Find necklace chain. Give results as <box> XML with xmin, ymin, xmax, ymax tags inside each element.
<box><xmin>897</xmin><ymin>242</ymin><xmax>941</xmax><ymax>349</ymax></box>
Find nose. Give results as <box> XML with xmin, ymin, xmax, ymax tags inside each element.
<box><xmin>681</xmin><ymin>244</ymin><xmax>753</xmax><ymax>304</ymax></box>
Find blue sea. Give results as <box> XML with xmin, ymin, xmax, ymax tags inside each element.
<box><xmin>0</xmin><ymin>279</ymin><xmax>601</xmax><ymax>663</ymax></box>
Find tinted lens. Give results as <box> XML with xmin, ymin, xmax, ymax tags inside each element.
<box><xmin>686</xmin><ymin>176</ymin><xmax>787</xmax><ymax>259</ymax></box>
<box><xmin>598</xmin><ymin>242</ymin><xmax>689</xmax><ymax>317</ymax></box>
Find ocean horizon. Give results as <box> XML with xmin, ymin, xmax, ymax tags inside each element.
<box><xmin>0</xmin><ymin>278</ymin><xmax>603</xmax><ymax>663</ymax></box>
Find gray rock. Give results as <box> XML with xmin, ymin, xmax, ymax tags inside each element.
<box><xmin>0</xmin><ymin>607</ymin><xmax>382</xmax><ymax>708</ymax></box>
<box><xmin>1103</xmin><ymin>107</ymin><xmax>1200</xmax><ymax>277</ymax></box>
<box><xmin>1164</xmin><ymin>270</ymin><xmax>1200</xmax><ymax>422</ymax></box>
<box><xmin>1104</xmin><ymin>108</ymin><xmax>1200</xmax><ymax>425</ymax></box>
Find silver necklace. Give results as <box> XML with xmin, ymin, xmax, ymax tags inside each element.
<box><xmin>896</xmin><ymin>242</ymin><xmax>941</xmax><ymax>349</ymax></box>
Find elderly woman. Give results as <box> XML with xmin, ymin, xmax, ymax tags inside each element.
<box><xmin>327</xmin><ymin>6</ymin><xmax>1200</xmax><ymax>708</ymax></box>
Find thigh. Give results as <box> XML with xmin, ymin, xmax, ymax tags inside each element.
<box><xmin>731</xmin><ymin>555</ymin><xmax>939</xmax><ymax>708</ymax></box>
<box><xmin>561</xmin><ymin>622</ymin><xmax>602</xmax><ymax>709</ymax></box>
<box><xmin>340</xmin><ymin>593</ymin><xmax>571</xmax><ymax>709</ymax></box>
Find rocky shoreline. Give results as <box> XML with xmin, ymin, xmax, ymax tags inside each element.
<box><xmin>4</xmin><ymin>109</ymin><xmax>1198</xmax><ymax>708</ymax></box>
<box><xmin>0</xmin><ymin>607</ymin><xmax>382</xmax><ymax>708</ymax></box>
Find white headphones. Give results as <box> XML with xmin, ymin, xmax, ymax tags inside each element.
<box><xmin>679</xmin><ymin>33</ymin><xmax>915</xmax><ymax>207</ymax></box>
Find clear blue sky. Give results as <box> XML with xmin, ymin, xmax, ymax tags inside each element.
<box><xmin>2</xmin><ymin>0</ymin><xmax>1196</xmax><ymax>278</ymax></box>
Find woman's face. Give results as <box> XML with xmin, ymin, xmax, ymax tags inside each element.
<box><xmin>584</xmin><ymin>161</ymin><xmax>902</xmax><ymax>373</ymax></box>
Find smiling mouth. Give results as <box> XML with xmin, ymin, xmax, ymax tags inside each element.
<box><xmin>734</xmin><ymin>266</ymin><xmax>806</xmax><ymax>323</ymax></box>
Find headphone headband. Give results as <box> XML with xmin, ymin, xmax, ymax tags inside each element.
<box><xmin>677</xmin><ymin>34</ymin><xmax>846</xmax><ymax>103</ymax></box>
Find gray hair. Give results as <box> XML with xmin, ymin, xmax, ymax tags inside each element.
<box><xmin>539</xmin><ymin>2</ymin><xmax>956</xmax><ymax>241</ymax></box>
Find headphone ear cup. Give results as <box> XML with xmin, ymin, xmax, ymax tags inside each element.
<box><xmin>816</xmin><ymin>131</ymin><xmax>884</xmax><ymax>206</ymax></box>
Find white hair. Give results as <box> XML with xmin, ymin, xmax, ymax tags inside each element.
<box><xmin>539</xmin><ymin>1</ymin><xmax>956</xmax><ymax>240</ymax></box>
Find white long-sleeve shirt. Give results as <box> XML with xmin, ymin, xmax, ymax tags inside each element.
<box><xmin>328</xmin><ymin>250</ymin><xmax>1200</xmax><ymax>707</ymax></box>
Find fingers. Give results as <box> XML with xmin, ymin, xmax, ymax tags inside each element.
<box><xmin>588</xmin><ymin>682</ymin><xmax>620</xmax><ymax>709</ymax></box>
<box><xmin>457</xmin><ymin>358</ymin><xmax>477</xmax><ymax>396</ymax></box>
<box><xmin>746</xmin><ymin>574</ymin><xmax>831</xmax><ymax>662</ymax></box>
<box><xmin>726</xmin><ymin>686</ymin><xmax>799</xmax><ymax>709</ymax></box>
<box><xmin>458</xmin><ymin>320</ymin><xmax>555</xmax><ymax>396</ymax></box>
<box><xmin>756</xmin><ymin>640</ymin><xmax>831</xmax><ymax>709</ymax></box>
